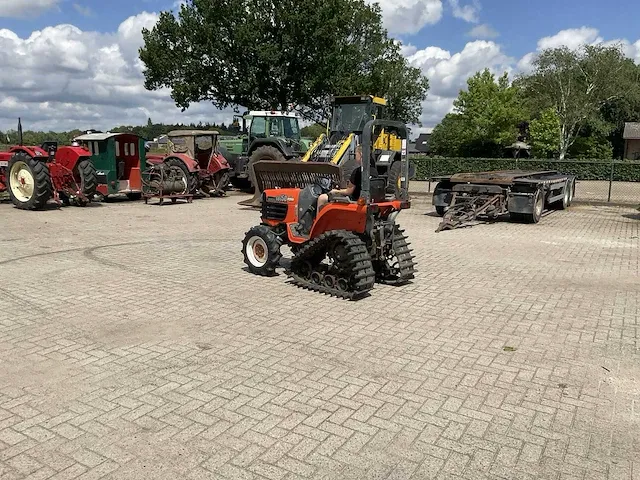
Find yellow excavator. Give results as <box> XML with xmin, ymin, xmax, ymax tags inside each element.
<box><xmin>239</xmin><ymin>95</ymin><xmax>414</xmax><ymax>207</ymax></box>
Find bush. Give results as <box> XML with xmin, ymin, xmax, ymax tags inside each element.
<box><xmin>410</xmin><ymin>156</ymin><xmax>640</xmax><ymax>182</ymax></box>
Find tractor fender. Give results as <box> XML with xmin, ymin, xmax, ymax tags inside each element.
<box><xmin>164</xmin><ymin>154</ymin><xmax>199</xmax><ymax>173</ymax></box>
<box><xmin>145</xmin><ymin>154</ymin><xmax>165</xmax><ymax>165</ymax></box>
<box><xmin>8</xmin><ymin>145</ymin><xmax>49</xmax><ymax>159</ymax></box>
<box><xmin>248</xmin><ymin>138</ymin><xmax>295</xmax><ymax>159</ymax></box>
<box><xmin>208</xmin><ymin>152</ymin><xmax>230</xmax><ymax>174</ymax></box>
<box><xmin>54</xmin><ymin>146</ymin><xmax>92</xmax><ymax>170</ymax></box>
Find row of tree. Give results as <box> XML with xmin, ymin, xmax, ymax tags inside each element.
<box><xmin>0</xmin><ymin>119</ymin><xmax>239</xmax><ymax>147</ymax></box>
<box><xmin>429</xmin><ymin>44</ymin><xmax>640</xmax><ymax>159</ymax></box>
<box><xmin>1</xmin><ymin>118</ymin><xmax>334</xmax><ymax>148</ymax></box>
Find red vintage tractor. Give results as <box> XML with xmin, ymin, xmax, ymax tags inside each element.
<box><xmin>146</xmin><ymin>130</ymin><xmax>231</xmax><ymax>198</ymax></box>
<box><xmin>241</xmin><ymin>120</ymin><xmax>416</xmax><ymax>300</ymax></box>
<box><xmin>0</xmin><ymin>121</ymin><xmax>97</xmax><ymax>210</ymax></box>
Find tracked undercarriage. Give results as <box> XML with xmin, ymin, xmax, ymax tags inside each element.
<box><xmin>287</xmin><ymin>230</ymin><xmax>375</xmax><ymax>299</ymax></box>
<box><xmin>285</xmin><ymin>228</ymin><xmax>416</xmax><ymax>299</ymax></box>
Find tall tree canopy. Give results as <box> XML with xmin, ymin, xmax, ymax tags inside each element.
<box><xmin>139</xmin><ymin>0</ymin><xmax>429</xmax><ymax>125</ymax></box>
<box><xmin>517</xmin><ymin>44</ymin><xmax>640</xmax><ymax>159</ymax></box>
<box><xmin>429</xmin><ymin>69</ymin><xmax>526</xmax><ymax>157</ymax></box>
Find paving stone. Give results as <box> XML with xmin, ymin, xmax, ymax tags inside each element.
<box><xmin>0</xmin><ymin>197</ymin><xmax>638</xmax><ymax>479</ymax></box>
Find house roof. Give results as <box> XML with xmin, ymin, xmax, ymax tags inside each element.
<box><xmin>414</xmin><ymin>133</ymin><xmax>431</xmax><ymax>153</ymax></box>
<box><xmin>623</xmin><ymin>122</ymin><xmax>640</xmax><ymax>140</ymax></box>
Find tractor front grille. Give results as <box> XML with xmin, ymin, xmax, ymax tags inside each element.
<box><xmin>262</xmin><ymin>201</ymin><xmax>288</xmax><ymax>221</ymax></box>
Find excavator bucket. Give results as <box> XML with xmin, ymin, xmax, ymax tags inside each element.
<box><xmin>237</xmin><ymin>161</ymin><xmax>343</xmax><ymax>207</ymax></box>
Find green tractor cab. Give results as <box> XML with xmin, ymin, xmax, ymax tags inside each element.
<box><xmin>73</xmin><ymin>132</ymin><xmax>148</xmax><ymax>201</ymax></box>
<box><xmin>218</xmin><ymin>110</ymin><xmax>312</xmax><ymax>191</ymax></box>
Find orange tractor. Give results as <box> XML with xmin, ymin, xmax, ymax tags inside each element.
<box><xmin>241</xmin><ymin>120</ymin><xmax>416</xmax><ymax>299</ymax></box>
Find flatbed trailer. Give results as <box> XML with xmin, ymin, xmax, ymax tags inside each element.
<box><xmin>431</xmin><ymin>170</ymin><xmax>576</xmax><ymax>232</ymax></box>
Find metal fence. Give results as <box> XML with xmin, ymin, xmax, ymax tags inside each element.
<box><xmin>409</xmin><ymin>156</ymin><xmax>640</xmax><ymax>206</ymax></box>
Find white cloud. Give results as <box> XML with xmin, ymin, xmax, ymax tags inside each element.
<box><xmin>448</xmin><ymin>0</ymin><xmax>480</xmax><ymax>23</ymax></box>
<box><xmin>0</xmin><ymin>0</ymin><xmax>60</xmax><ymax>18</ymax></box>
<box><xmin>409</xmin><ymin>40</ymin><xmax>513</xmax><ymax>98</ymax></box>
<box><xmin>537</xmin><ymin>27</ymin><xmax>603</xmax><ymax>51</ymax></box>
<box><xmin>516</xmin><ymin>27</ymin><xmax>640</xmax><ymax>74</ymax></box>
<box><xmin>467</xmin><ymin>24</ymin><xmax>498</xmax><ymax>39</ymax></box>
<box><xmin>366</xmin><ymin>0</ymin><xmax>443</xmax><ymax>35</ymax></box>
<box><xmin>0</xmin><ymin>13</ymin><xmax>237</xmax><ymax>132</ymax></box>
<box><xmin>404</xmin><ymin>40</ymin><xmax>514</xmax><ymax>128</ymax></box>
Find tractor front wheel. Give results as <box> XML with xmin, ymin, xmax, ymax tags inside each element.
<box><xmin>242</xmin><ymin>225</ymin><xmax>282</xmax><ymax>276</ymax></box>
<box><xmin>7</xmin><ymin>153</ymin><xmax>52</xmax><ymax>210</ymax></box>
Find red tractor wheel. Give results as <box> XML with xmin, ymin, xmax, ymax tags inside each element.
<box><xmin>7</xmin><ymin>152</ymin><xmax>52</xmax><ymax>210</ymax></box>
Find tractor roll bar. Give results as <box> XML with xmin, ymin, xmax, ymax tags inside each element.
<box><xmin>361</xmin><ymin>119</ymin><xmax>408</xmax><ymax>202</ymax></box>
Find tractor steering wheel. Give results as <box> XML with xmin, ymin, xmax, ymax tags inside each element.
<box><xmin>315</xmin><ymin>176</ymin><xmax>333</xmax><ymax>194</ymax></box>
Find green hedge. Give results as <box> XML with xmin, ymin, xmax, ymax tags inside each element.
<box><xmin>410</xmin><ymin>156</ymin><xmax>640</xmax><ymax>182</ymax></box>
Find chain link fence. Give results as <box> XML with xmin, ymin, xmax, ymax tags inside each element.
<box><xmin>409</xmin><ymin>156</ymin><xmax>640</xmax><ymax>206</ymax></box>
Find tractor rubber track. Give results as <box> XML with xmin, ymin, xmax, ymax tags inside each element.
<box><xmin>286</xmin><ymin>230</ymin><xmax>376</xmax><ymax>300</ymax></box>
<box><xmin>375</xmin><ymin>226</ymin><xmax>417</xmax><ymax>285</ymax></box>
<box><xmin>378</xmin><ymin>225</ymin><xmax>416</xmax><ymax>285</ymax></box>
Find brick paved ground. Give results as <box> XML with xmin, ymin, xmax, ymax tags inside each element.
<box><xmin>0</xmin><ymin>192</ymin><xmax>638</xmax><ymax>480</ymax></box>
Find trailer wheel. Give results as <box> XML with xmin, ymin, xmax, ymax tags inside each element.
<box><xmin>566</xmin><ymin>178</ymin><xmax>575</xmax><ymax>206</ymax></box>
<box><xmin>522</xmin><ymin>189</ymin><xmax>543</xmax><ymax>224</ymax></box>
<box><xmin>435</xmin><ymin>206</ymin><xmax>448</xmax><ymax>217</ymax></box>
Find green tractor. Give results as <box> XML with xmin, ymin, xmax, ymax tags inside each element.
<box><xmin>218</xmin><ymin>110</ymin><xmax>313</xmax><ymax>191</ymax></box>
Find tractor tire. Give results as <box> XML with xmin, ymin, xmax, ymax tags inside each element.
<box><xmin>435</xmin><ymin>205</ymin><xmax>448</xmax><ymax>217</ymax></box>
<box><xmin>387</xmin><ymin>159</ymin><xmax>404</xmax><ymax>199</ymax></box>
<box><xmin>247</xmin><ymin>145</ymin><xmax>287</xmax><ymax>189</ymax></box>
<box><xmin>230</xmin><ymin>176</ymin><xmax>252</xmax><ymax>191</ymax></box>
<box><xmin>165</xmin><ymin>157</ymin><xmax>197</xmax><ymax>194</ymax></box>
<box><xmin>242</xmin><ymin>225</ymin><xmax>282</xmax><ymax>276</ymax></box>
<box><xmin>7</xmin><ymin>152</ymin><xmax>52</xmax><ymax>210</ymax></box>
<box><xmin>77</xmin><ymin>159</ymin><xmax>98</xmax><ymax>198</ymax></box>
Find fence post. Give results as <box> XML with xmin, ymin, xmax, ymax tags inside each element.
<box><xmin>607</xmin><ymin>158</ymin><xmax>614</xmax><ymax>203</ymax></box>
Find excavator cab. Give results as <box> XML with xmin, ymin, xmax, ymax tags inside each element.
<box><xmin>241</xmin><ymin>120</ymin><xmax>416</xmax><ymax>300</ymax></box>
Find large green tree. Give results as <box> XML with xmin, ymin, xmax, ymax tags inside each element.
<box><xmin>429</xmin><ymin>69</ymin><xmax>526</xmax><ymax>157</ymax></box>
<box><xmin>517</xmin><ymin>44</ymin><xmax>640</xmax><ymax>159</ymax></box>
<box><xmin>139</xmin><ymin>0</ymin><xmax>429</xmax><ymax>125</ymax></box>
<box><xmin>528</xmin><ymin>107</ymin><xmax>560</xmax><ymax>158</ymax></box>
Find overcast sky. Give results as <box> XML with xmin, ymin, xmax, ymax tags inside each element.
<box><xmin>0</xmin><ymin>0</ymin><xmax>639</xmax><ymax>136</ymax></box>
